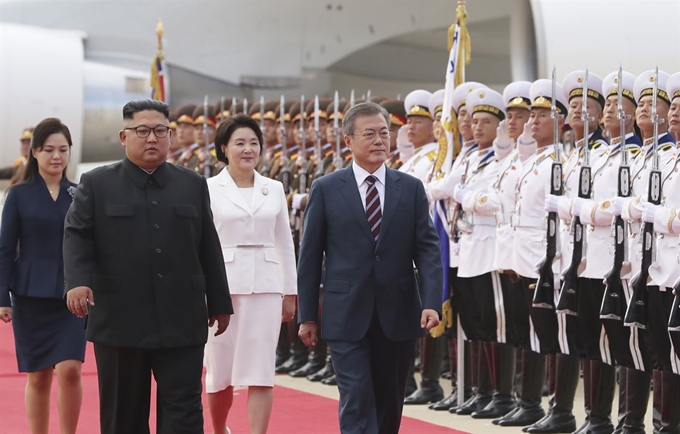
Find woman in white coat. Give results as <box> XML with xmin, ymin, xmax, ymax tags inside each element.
<box><xmin>205</xmin><ymin>114</ymin><xmax>297</xmax><ymax>434</ymax></box>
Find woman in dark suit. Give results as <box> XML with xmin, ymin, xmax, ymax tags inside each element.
<box><xmin>0</xmin><ymin>118</ymin><xmax>86</xmax><ymax>434</ymax></box>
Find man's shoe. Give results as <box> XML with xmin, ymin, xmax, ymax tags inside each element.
<box><xmin>524</xmin><ymin>411</ymin><xmax>576</xmax><ymax>433</ymax></box>
<box><xmin>455</xmin><ymin>394</ymin><xmax>493</xmax><ymax>415</ymax></box>
<box><xmin>321</xmin><ymin>374</ymin><xmax>337</xmax><ymax>385</ymax></box>
<box><xmin>404</xmin><ymin>387</ymin><xmax>444</xmax><ymax>405</ymax></box>
<box><xmin>289</xmin><ymin>361</ymin><xmax>324</xmax><ymax>378</ymax></box>
<box><xmin>496</xmin><ymin>406</ymin><xmax>546</xmax><ymax>427</ymax></box>
<box><xmin>275</xmin><ymin>356</ymin><xmax>306</xmax><ymax>374</ymax></box>
<box><xmin>429</xmin><ymin>392</ymin><xmax>461</xmax><ymax>411</ymax></box>
<box><xmin>493</xmin><ymin>407</ymin><xmax>520</xmax><ymax>425</ymax></box>
<box><xmin>471</xmin><ymin>397</ymin><xmax>516</xmax><ymax>419</ymax></box>
<box><xmin>307</xmin><ymin>362</ymin><xmax>334</xmax><ymax>382</ymax></box>
<box><xmin>571</xmin><ymin>422</ymin><xmax>589</xmax><ymax>434</ymax></box>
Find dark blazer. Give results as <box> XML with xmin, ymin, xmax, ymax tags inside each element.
<box><xmin>63</xmin><ymin>158</ymin><xmax>233</xmax><ymax>349</ymax></box>
<box><xmin>297</xmin><ymin>165</ymin><xmax>442</xmax><ymax>342</ymax></box>
<box><xmin>0</xmin><ymin>175</ymin><xmax>76</xmax><ymax>307</ymax></box>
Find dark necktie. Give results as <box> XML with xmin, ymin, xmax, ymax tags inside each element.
<box><xmin>365</xmin><ymin>175</ymin><xmax>382</xmax><ymax>241</ymax></box>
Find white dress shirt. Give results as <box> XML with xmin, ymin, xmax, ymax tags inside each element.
<box><xmin>353</xmin><ymin>161</ymin><xmax>386</xmax><ymax>213</ymax></box>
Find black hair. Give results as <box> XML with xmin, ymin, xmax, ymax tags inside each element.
<box><xmin>214</xmin><ymin>114</ymin><xmax>263</xmax><ymax>164</ymax></box>
<box><xmin>17</xmin><ymin>117</ymin><xmax>73</xmax><ymax>187</ymax></box>
<box><xmin>122</xmin><ymin>99</ymin><xmax>170</xmax><ymax>120</ymax></box>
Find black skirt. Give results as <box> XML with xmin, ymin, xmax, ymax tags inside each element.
<box><xmin>11</xmin><ymin>294</ymin><xmax>86</xmax><ymax>372</ymax></box>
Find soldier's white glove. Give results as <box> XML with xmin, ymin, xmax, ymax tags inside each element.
<box><xmin>453</xmin><ymin>184</ymin><xmax>469</xmax><ymax>204</ymax></box>
<box><xmin>396</xmin><ymin>126</ymin><xmax>414</xmax><ymax>163</ymax></box>
<box><xmin>493</xmin><ymin>121</ymin><xmax>513</xmax><ymax>159</ymax></box>
<box><xmin>612</xmin><ymin>196</ymin><xmax>626</xmax><ymax>216</ymax></box>
<box><xmin>292</xmin><ymin>193</ymin><xmax>307</xmax><ymax>210</ymax></box>
<box><xmin>572</xmin><ymin>197</ymin><xmax>587</xmax><ymax>218</ymax></box>
<box><xmin>641</xmin><ymin>202</ymin><xmax>660</xmax><ymax>224</ymax></box>
<box><xmin>517</xmin><ymin>123</ymin><xmax>537</xmax><ymax>161</ymax></box>
<box><xmin>545</xmin><ymin>194</ymin><xmax>564</xmax><ymax>213</ymax></box>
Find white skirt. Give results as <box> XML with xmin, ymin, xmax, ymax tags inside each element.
<box><xmin>204</xmin><ymin>293</ymin><xmax>283</xmax><ymax>392</ymax></box>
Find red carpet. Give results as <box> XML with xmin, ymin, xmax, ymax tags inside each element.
<box><xmin>0</xmin><ymin>326</ymin><xmax>466</xmax><ymax>433</ymax></box>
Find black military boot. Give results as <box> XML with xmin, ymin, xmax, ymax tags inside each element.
<box><xmin>430</xmin><ymin>338</ymin><xmax>473</xmax><ymax>411</ymax></box>
<box><xmin>587</xmin><ymin>360</ymin><xmax>616</xmax><ymax>434</ymax></box>
<box><xmin>275</xmin><ymin>315</ymin><xmax>307</xmax><ymax>373</ymax></box>
<box><xmin>659</xmin><ymin>371</ymin><xmax>680</xmax><ymax>433</ymax></box>
<box><xmin>621</xmin><ymin>367</ymin><xmax>651</xmax><ymax>434</ymax></box>
<box><xmin>525</xmin><ymin>354</ymin><xmax>579</xmax><ymax>433</ymax></box>
<box><xmin>612</xmin><ymin>366</ymin><xmax>626</xmax><ymax>434</ymax></box>
<box><xmin>496</xmin><ymin>349</ymin><xmax>546</xmax><ymax>427</ymax></box>
<box><xmin>308</xmin><ymin>351</ymin><xmax>334</xmax><ymax>382</ymax></box>
<box><xmin>472</xmin><ymin>342</ymin><xmax>516</xmax><ymax>419</ymax></box>
<box><xmin>321</xmin><ymin>374</ymin><xmax>337</xmax><ymax>385</ymax></box>
<box><xmin>275</xmin><ymin>323</ymin><xmax>290</xmax><ymax>367</ymax></box>
<box><xmin>653</xmin><ymin>370</ymin><xmax>663</xmax><ymax>433</ymax></box>
<box><xmin>455</xmin><ymin>340</ymin><xmax>493</xmax><ymax>415</ymax></box>
<box><xmin>290</xmin><ymin>338</ymin><xmax>326</xmax><ymax>378</ymax></box>
<box><xmin>404</xmin><ymin>335</ymin><xmax>445</xmax><ymax>404</ymax></box>
<box><xmin>573</xmin><ymin>359</ymin><xmax>591</xmax><ymax>434</ymax></box>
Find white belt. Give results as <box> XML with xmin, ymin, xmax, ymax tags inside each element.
<box><xmin>468</xmin><ymin>214</ymin><xmax>496</xmax><ymax>226</ymax></box>
<box><xmin>223</xmin><ymin>244</ymin><xmax>275</xmax><ymax>248</ymax></box>
<box><xmin>495</xmin><ymin>211</ymin><xmax>511</xmax><ymax>226</ymax></box>
<box><xmin>511</xmin><ymin>215</ymin><xmax>546</xmax><ymax>228</ymax></box>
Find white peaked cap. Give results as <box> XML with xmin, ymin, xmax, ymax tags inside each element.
<box><xmin>602</xmin><ymin>70</ymin><xmax>637</xmax><ymax>105</ymax></box>
<box><xmin>428</xmin><ymin>89</ymin><xmax>446</xmax><ymax>116</ymax></box>
<box><xmin>633</xmin><ymin>69</ymin><xmax>670</xmax><ymax>104</ymax></box>
<box><xmin>530</xmin><ymin>79</ymin><xmax>568</xmax><ymax>114</ymax></box>
<box><xmin>562</xmin><ymin>70</ymin><xmax>605</xmax><ymax>108</ymax></box>
<box><xmin>466</xmin><ymin>88</ymin><xmax>506</xmax><ymax>120</ymax></box>
<box><xmin>404</xmin><ymin>89</ymin><xmax>434</xmax><ymax>119</ymax></box>
<box><xmin>452</xmin><ymin>82</ymin><xmax>488</xmax><ymax>113</ymax></box>
<box><xmin>667</xmin><ymin>72</ymin><xmax>680</xmax><ymax>102</ymax></box>
<box><xmin>502</xmin><ymin>81</ymin><xmax>532</xmax><ymax>110</ymax></box>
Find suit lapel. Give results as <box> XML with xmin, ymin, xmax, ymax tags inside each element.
<box><xmin>338</xmin><ymin>166</ymin><xmax>375</xmax><ymax>242</ymax></box>
<box><xmin>376</xmin><ymin>168</ymin><xmax>402</xmax><ymax>249</ymax></box>
<box><xmin>251</xmin><ymin>172</ymin><xmax>268</xmax><ymax>214</ymax></box>
<box><xmin>217</xmin><ymin>169</ymin><xmax>251</xmax><ymax>214</ymax></box>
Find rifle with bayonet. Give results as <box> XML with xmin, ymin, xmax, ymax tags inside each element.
<box><xmin>333</xmin><ymin>91</ymin><xmax>343</xmax><ymax>172</ymax></box>
<box><xmin>556</xmin><ymin>69</ymin><xmax>593</xmax><ymax>316</ymax></box>
<box><xmin>624</xmin><ymin>67</ymin><xmax>663</xmax><ymax>329</ymax></box>
<box><xmin>533</xmin><ymin>68</ymin><xmax>564</xmax><ymax>309</ymax></box>
<box><xmin>201</xmin><ymin>95</ymin><xmax>213</xmax><ymax>178</ymax></box>
<box><xmin>313</xmin><ymin>95</ymin><xmax>324</xmax><ymax>178</ymax></box>
<box><xmin>258</xmin><ymin>95</ymin><xmax>272</xmax><ymax>176</ymax></box>
<box><xmin>278</xmin><ymin>95</ymin><xmax>291</xmax><ymax>194</ymax></box>
<box><xmin>601</xmin><ymin>66</ymin><xmax>632</xmax><ymax>321</ymax></box>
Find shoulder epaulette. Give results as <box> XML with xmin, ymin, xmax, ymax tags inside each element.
<box><xmin>209</xmin><ymin>148</ymin><xmax>217</xmax><ymax>157</ymax></box>
<box><xmin>628</xmin><ymin>147</ymin><xmax>642</xmax><ymax>157</ymax></box>
<box><xmin>426</xmin><ymin>150</ymin><xmax>437</xmax><ymax>162</ymax></box>
<box><xmin>660</xmin><ymin>144</ymin><xmax>674</xmax><ymax>152</ymax></box>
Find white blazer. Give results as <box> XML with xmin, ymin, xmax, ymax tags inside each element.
<box><xmin>207</xmin><ymin>169</ymin><xmax>297</xmax><ymax>296</ymax></box>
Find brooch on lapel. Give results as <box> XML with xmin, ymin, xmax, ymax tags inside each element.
<box><xmin>67</xmin><ymin>186</ymin><xmax>77</xmax><ymax>200</ymax></box>
<box><xmin>262</xmin><ymin>188</ymin><xmax>268</xmax><ymax>196</ymax></box>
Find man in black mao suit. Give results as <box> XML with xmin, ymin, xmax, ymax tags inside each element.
<box><xmin>64</xmin><ymin>99</ymin><xmax>232</xmax><ymax>434</ymax></box>
<box><xmin>297</xmin><ymin>102</ymin><xmax>443</xmax><ymax>434</ymax></box>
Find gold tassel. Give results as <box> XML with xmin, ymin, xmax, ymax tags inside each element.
<box><xmin>429</xmin><ymin>299</ymin><xmax>454</xmax><ymax>338</ymax></box>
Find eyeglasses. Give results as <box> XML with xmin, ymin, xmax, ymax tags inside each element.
<box><xmin>352</xmin><ymin>130</ymin><xmax>390</xmax><ymax>141</ymax></box>
<box><xmin>124</xmin><ymin>125</ymin><xmax>170</xmax><ymax>138</ymax></box>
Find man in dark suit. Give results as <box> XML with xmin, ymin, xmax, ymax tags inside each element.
<box><xmin>297</xmin><ymin>101</ymin><xmax>443</xmax><ymax>434</ymax></box>
<box><xmin>64</xmin><ymin>99</ymin><xmax>233</xmax><ymax>434</ymax></box>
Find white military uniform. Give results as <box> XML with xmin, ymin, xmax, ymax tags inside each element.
<box><xmin>399</xmin><ymin>89</ymin><xmax>437</xmax><ymax>183</ymax></box>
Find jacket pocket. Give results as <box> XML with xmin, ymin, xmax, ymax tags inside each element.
<box><xmin>264</xmin><ymin>248</ymin><xmax>279</xmax><ymax>264</ymax></box>
<box><xmin>192</xmin><ymin>274</ymin><xmax>206</xmax><ymax>292</ymax></box>
<box><xmin>175</xmin><ymin>205</ymin><xmax>198</xmax><ymax>218</ymax></box>
<box><xmin>222</xmin><ymin>248</ymin><xmax>235</xmax><ymax>263</ymax></box>
<box><xmin>324</xmin><ymin>279</ymin><xmax>350</xmax><ymax>293</ymax></box>
<box><xmin>105</xmin><ymin>205</ymin><xmax>134</xmax><ymax>217</ymax></box>
<box><xmin>93</xmin><ymin>274</ymin><xmax>121</xmax><ymax>292</ymax></box>
<box><xmin>399</xmin><ymin>277</ymin><xmax>417</xmax><ymax>293</ymax></box>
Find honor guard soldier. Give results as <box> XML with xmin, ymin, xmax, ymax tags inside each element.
<box><xmin>305</xmin><ymin>97</ymin><xmax>333</xmax><ymax>178</ymax></box>
<box><xmin>485</xmin><ymin>81</ymin><xmax>550</xmax><ymax>428</ymax></box>
<box><xmin>269</xmin><ymin>100</ymin><xmax>295</xmax><ymax>184</ymax></box>
<box><xmin>427</xmin><ymin>82</ymin><xmax>493</xmax><ymax>415</ymax></box>
<box><xmin>186</xmin><ymin>104</ymin><xmax>220</xmax><ymax>177</ymax></box>
<box><xmin>379</xmin><ymin>99</ymin><xmax>407</xmax><ymax>170</ymax></box>
<box><xmin>173</xmin><ymin>103</ymin><xmax>198</xmax><ymax>167</ymax></box>
<box><xmin>539</xmin><ymin>70</ymin><xmax>609</xmax><ymax>434</ymax></box>
<box><xmin>618</xmin><ymin>69</ymin><xmax>678</xmax><ymax>433</ymax></box>
<box><xmin>398</xmin><ymin>90</ymin><xmax>437</xmax><ymax>181</ymax></box>
<box><xmin>167</xmin><ymin>111</ymin><xmax>180</xmax><ymax>161</ymax></box>
<box><xmin>214</xmin><ymin>97</ymin><xmax>234</xmax><ymax>126</ymax></box>
<box><xmin>248</xmin><ymin>100</ymin><xmax>276</xmax><ymax>175</ymax></box>
<box><xmin>0</xmin><ymin>127</ymin><xmax>32</xmax><ymax>182</ymax></box>
<box><xmin>451</xmin><ymin>88</ymin><xmax>520</xmax><ymax>421</ymax></box>
<box><xmin>578</xmin><ymin>70</ymin><xmax>646</xmax><ymax>434</ymax></box>
<box><xmin>322</xmin><ymin>100</ymin><xmax>344</xmax><ymax>175</ymax></box>
<box><xmin>644</xmin><ymin>73</ymin><xmax>680</xmax><ymax>434</ymax></box>
<box><xmin>510</xmin><ymin>79</ymin><xmax>569</xmax><ymax>433</ymax></box>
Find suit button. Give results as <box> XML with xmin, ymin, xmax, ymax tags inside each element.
<box><xmin>154</xmin><ymin>224</ymin><xmax>160</xmax><ymax>229</ymax></box>
<box><xmin>152</xmin><ymin>201</ymin><xmax>158</xmax><ymax>206</ymax></box>
<box><xmin>375</xmin><ymin>256</ymin><xmax>380</xmax><ymax>262</ymax></box>
<box><xmin>155</xmin><ymin>248</ymin><xmax>161</xmax><ymax>254</ymax></box>
<box><xmin>157</xmin><ymin>273</ymin><xmax>163</xmax><ymax>279</ymax></box>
